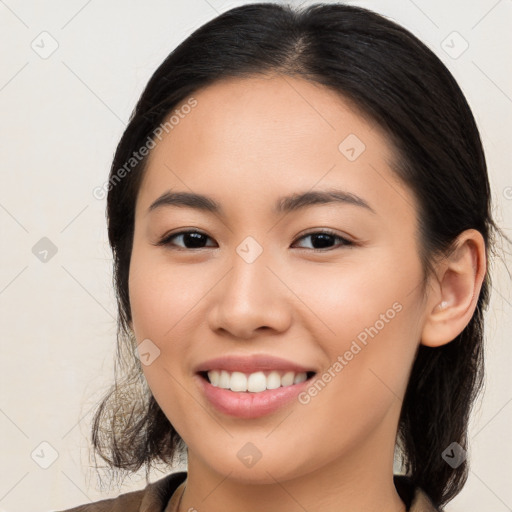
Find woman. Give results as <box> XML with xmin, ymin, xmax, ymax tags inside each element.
<box><xmin>58</xmin><ymin>2</ymin><xmax>501</xmax><ymax>511</ymax></box>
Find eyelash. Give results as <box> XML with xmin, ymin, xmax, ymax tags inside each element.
<box><xmin>155</xmin><ymin>229</ymin><xmax>354</xmax><ymax>252</ymax></box>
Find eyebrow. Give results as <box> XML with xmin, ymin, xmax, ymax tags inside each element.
<box><xmin>147</xmin><ymin>188</ymin><xmax>376</xmax><ymax>216</ymax></box>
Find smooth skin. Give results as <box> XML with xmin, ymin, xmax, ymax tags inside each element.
<box><xmin>128</xmin><ymin>75</ymin><xmax>486</xmax><ymax>512</ymax></box>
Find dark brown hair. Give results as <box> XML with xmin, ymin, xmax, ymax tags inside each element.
<box><xmin>90</xmin><ymin>3</ymin><xmax>504</xmax><ymax>508</ymax></box>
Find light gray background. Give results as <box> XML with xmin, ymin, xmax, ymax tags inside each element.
<box><xmin>0</xmin><ymin>1</ymin><xmax>511</xmax><ymax>511</ymax></box>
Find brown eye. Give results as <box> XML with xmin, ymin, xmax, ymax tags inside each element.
<box><xmin>292</xmin><ymin>230</ymin><xmax>353</xmax><ymax>251</ymax></box>
<box><xmin>156</xmin><ymin>230</ymin><xmax>217</xmax><ymax>249</ymax></box>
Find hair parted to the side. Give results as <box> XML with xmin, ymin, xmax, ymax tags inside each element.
<box><xmin>90</xmin><ymin>2</ymin><xmax>505</xmax><ymax>507</ymax></box>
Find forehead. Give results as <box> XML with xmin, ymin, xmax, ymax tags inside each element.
<box><xmin>166</xmin><ymin>74</ymin><xmax>382</xmax><ymax>153</ymax></box>
<box><xmin>135</xmin><ymin>74</ymin><xmax>411</xmax><ymax>221</ymax></box>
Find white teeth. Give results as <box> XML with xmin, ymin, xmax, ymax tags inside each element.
<box><xmin>219</xmin><ymin>370</ymin><xmax>230</xmax><ymax>388</ymax></box>
<box><xmin>209</xmin><ymin>370</ymin><xmax>220</xmax><ymax>386</ymax></box>
<box><xmin>281</xmin><ymin>371</ymin><xmax>295</xmax><ymax>387</ymax></box>
<box><xmin>206</xmin><ymin>370</ymin><xmax>309</xmax><ymax>392</ymax></box>
<box><xmin>247</xmin><ymin>371</ymin><xmax>267</xmax><ymax>393</ymax></box>
<box><xmin>294</xmin><ymin>372</ymin><xmax>307</xmax><ymax>384</ymax></box>
<box><xmin>230</xmin><ymin>371</ymin><xmax>247</xmax><ymax>392</ymax></box>
<box><xmin>266</xmin><ymin>371</ymin><xmax>281</xmax><ymax>390</ymax></box>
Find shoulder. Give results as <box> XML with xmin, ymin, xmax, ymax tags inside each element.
<box><xmin>55</xmin><ymin>471</ymin><xmax>187</xmax><ymax>512</ymax></box>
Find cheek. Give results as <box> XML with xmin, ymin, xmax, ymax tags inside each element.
<box><xmin>295</xmin><ymin>253</ymin><xmax>423</xmax><ymax>406</ymax></box>
<box><xmin>128</xmin><ymin>251</ymin><xmax>201</xmax><ymax>436</ymax></box>
<box><xmin>293</xmin><ymin>248</ymin><xmax>421</xmax><ymax>341</ymax></box>
<box><xmin>290</xmin><ymin>288</ymin><xmax>421</xmax><ymax>472</ymax></box>
<box><xmin>128</xmin><ymin>244</ymin><xmax>204</xmax><ymax>340</ymax></box>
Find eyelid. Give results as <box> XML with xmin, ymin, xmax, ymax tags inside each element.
<box><xmin>154</xmin><ymin>227</ymin><xmax>355</xmax><ymax>251</ymax></box>
<box><xmin>292</xmin><ymin>229</ymin><xmax>354</xmax><ymax>250</ymax></box>
<box><xmin>293</xmin><ymin>228</ymin><xmax>353</xmax><ymax>244</ymax></box>
<box><xmin>153</xmin><ymin>228</ymin><xmax>215</xmax><ymax>248</ymax></box>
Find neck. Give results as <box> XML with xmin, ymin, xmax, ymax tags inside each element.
<box><xmin>178</xmin><ymin>419</ymin><xmax>406</xmax><ymax>512</ymax></box>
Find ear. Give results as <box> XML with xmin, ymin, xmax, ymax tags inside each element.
<box><xmin>421</xmin><ymin>229</ymin><xmax>487</xmax><ymax>348</ymax></box>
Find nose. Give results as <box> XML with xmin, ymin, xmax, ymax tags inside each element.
<box><xmin>207</xmin><ymin>246</ymin><xmax>293</xmax><ymax>340</ymax></box>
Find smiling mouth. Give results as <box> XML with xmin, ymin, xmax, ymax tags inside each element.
<box><xmin>198</xmin><ymin>370</ymin><xmax>317</xmax><ymax>393</ymax></box>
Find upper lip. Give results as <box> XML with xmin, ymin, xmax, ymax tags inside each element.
<box><xmin>194</xmin><ymin>354</ymin><xmax>316</xmax><ymax>374</ymax></box>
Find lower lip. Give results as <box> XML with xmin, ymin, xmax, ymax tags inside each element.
<box><xmin>195</xmin><ymin>374</ymin><xmax>313</xmax><ymax>419</ymax></box>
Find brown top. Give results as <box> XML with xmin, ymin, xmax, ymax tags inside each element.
<box><xmin>56</xmin><ymin>471</ymin><xmax>441</xmax><ymax>512</ymax></box>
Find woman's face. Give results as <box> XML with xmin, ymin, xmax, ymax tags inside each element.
<box><xmin>129</xmin><ymin>75</ymin><xmax>429</xmax><ymax>483</ymax></box>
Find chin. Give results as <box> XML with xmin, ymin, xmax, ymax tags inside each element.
<box><xmin>192</xmin><ymin>443</ymin><xmax>314</xmax><ymax>484</ymax></box>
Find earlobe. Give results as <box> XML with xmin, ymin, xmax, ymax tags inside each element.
<box><xmin>421</xmin><ymin>229</ymin><xmax>486</xmax><ymax>348</ymax></box>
